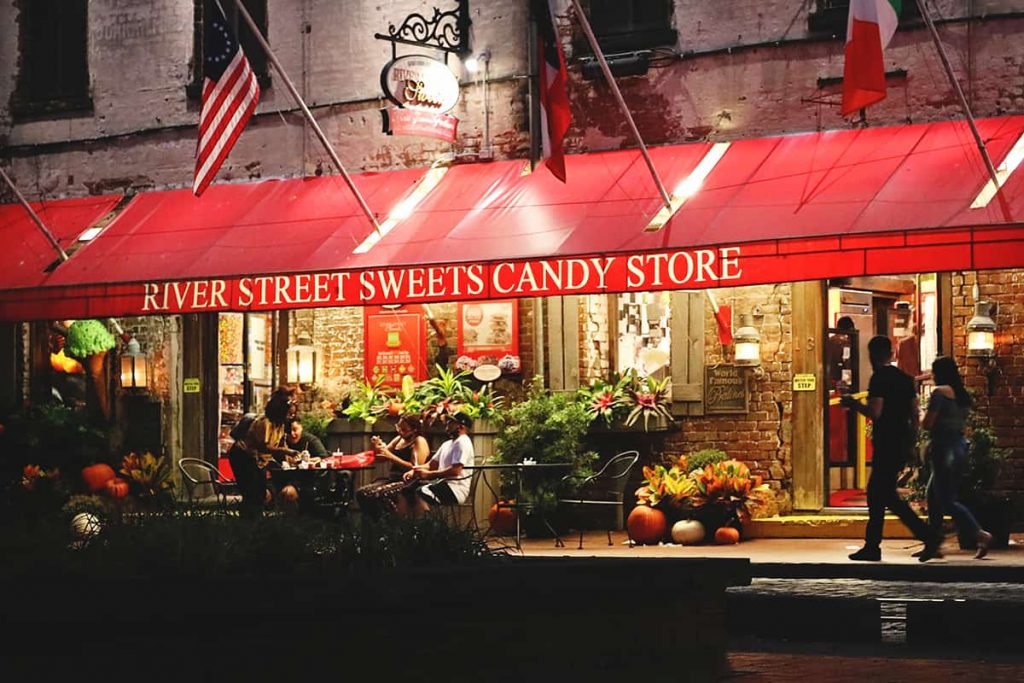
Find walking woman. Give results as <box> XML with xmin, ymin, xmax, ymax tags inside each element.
<box><xmin>919</xmin><ymin>356</ymin><xmax>993</xmax><ymax>560</ymax></box>
<box><xmin>355</xmin><ymin>415</ymin><xmax>430</xmax><ymax>517</ymax></box>
<box><xmin>229</xmin><ymin>386</ymin><xmax>300</xmax><ymax>517</ymax></box>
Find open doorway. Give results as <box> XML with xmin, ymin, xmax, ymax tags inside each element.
<box><xmin>824</xmin><ymin>274</ymin><xmax>938</xmax><ymax>508</ymax></box>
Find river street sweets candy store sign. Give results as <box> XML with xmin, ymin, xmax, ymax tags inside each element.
<box><xmin>135</xmin><ymin>247</ymin><xmax>744</xmax><ymax>314</ymax></box>
<box><xmin>380</xmin><ymin>54</ymin><xmax>460</xmax><ymax>142</ymax></box>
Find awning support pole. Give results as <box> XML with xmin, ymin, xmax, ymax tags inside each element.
<box><xmin>915</xmin><ymin>0</ymin><xmax>1001</xmax><ymax>191</ymax></box>
<box><xmin>0</xmin><ymin>165</ymin><xmax>69</xmax><ymax>262</ymax></box>
<box><xmin>230</xmin><ymin>0</ymin><xmax>384</xmax><ymax>236</ymax></box>
<box><xmin>568</xmin><ymin>0</ymin><xmax>672</xmax><ymax>211</ymax></box>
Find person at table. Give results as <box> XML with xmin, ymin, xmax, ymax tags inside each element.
<box><xmin>355</xmin><ymin>415</ymin><xmax>431</xmax><ymax>517</ymax></box>
<box><xmin>286</xmin><ymin>419</ymin><xmax>328</xmax><ymax>458</ymax></box>
<box><xmin>229</xmin><ymin>386</ymin><xmax>300</xmax><ymax>517</ymax></box>
<box><xmin>402</xmin><ymin>412</ymin><xmax>475</xmax><ymax>515</ymax></box>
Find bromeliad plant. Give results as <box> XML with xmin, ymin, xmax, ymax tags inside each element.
<box><xmin>578</xmin><ymin>375</ymin><xmax>629</xmax><ymax>426</ymax></box>
<box><xmin>622</xmin><ymin>371</ymin><xmax>673</xmax><ymax>430</ymax></box>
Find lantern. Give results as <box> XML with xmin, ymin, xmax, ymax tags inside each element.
<box><xmin>286</xmin><ymin>334</ymin><xmax>321</xmax><ymax>385</ymax></box>
<box><xmin>119</xmin><ymin>337</ymin><xmax>149</xmax><ymax>390</ymax></box>
<box><xmin>733</xmin><ymin>314</ymin><xmax>761</xmax><ymax>367</ymax></box>
<box><xmin>966</xmin><ymin>301</ymin><xmax>996</xmax><ymax>357</ymax></box>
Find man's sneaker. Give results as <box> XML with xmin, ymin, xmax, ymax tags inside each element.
<box><xmin>911</xmin><ymin>547</ymin><xmax>944</xmax><ymax>560</ymax></box>
<box><xmin>848</xmin><ymin>547</ymin><xmax>881</xmax><ymax>561</ymax></box>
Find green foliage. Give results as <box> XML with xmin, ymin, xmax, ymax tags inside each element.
<box><xmin>299</xmin><ymin>410</ymin><xmax>332</xmax><ymax>442</ymax></box>
<box><xmin>341</xmin><ymin>378</ymin><xmax>388</xmax><ymax>425</ymax></box>
<box><xmin>495</xmin><ymin>379</ymin><xmax>598</xmax><ymax>529</ymax></box>
<box><xmin>119</xmin><ymin>452</ymin><xmax>174</xmax><ymax>499</ymax></box>
<box><xmin>685</xmin><ymin>449</ymin><xmax>728</xmax><ymax>474</ymax></box>
<box><xmin>64</xmin><ymin>319</ymin><xmax>116</xmax><ymax>359</ymax></box>
<box><xmin>961</xmin><ymin>411</ymin><xmax>1010</xmax><ymax>504</ymax></box>
<box><xmin>0</xmin><ymin>512</ymin><xmax>504</xmax><ymax>580</ymax></box>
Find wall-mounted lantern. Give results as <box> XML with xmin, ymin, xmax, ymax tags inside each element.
<box><xmin>733</xmin><ymin>314</ymin><xmax>761</xmax><ymax>367</ymax></box>
<box><xmin>966</xmin><ymin>301</ymin><xmax>996</xmax><ymax>357</ymax></box>
<box><xmin>286</xmin><ymin>333</ymin><xmax>321</xmax><ymax>386</ymax></box>
<box><xmin>119</xmin><ymin>337</ymin><xmax>149</xmax><ymax>390</ymax></box>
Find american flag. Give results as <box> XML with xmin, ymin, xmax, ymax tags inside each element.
<box><xmin>533</xmin><ymin>0</ymin><xmax>570</xmax><ymax>182</ymax></box>
<box><xmin>193</xmin><ymin>3</ymin><xmax>260</xmax><ymax>196</ymax></box>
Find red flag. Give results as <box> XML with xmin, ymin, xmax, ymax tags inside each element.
<box><xmin>715</xmin><ymin>305</ymin><xmax>733</xmax><ymax>346</ymax></box>
<box><xmin>193</xmin><ymin>2</ymin><xmax>260</xmax><ymax>196</ymax></box>
<box><xmin>534</xmin><ymin>0</ymin><xmax>570</xmax><ymax>182</ymax></box>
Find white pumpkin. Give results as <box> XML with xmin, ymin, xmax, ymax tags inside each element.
<box><xmin>671</xmin><ymin>519</ymin><xmax>705</xmax><ymax>545</ymax></box>
<box><xmin>70</xmin><ymin>512</ymin><xmax>102</xmax><ymax>541</ymax></box>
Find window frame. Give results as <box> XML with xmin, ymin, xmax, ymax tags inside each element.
<box><xmin>808</xmin><ymin>0</ymin><xmax>921</xmax><ymax>37</ymax></box>
<box><xmin>186</xmin><ymin>0</ymin><xmax>271</xmax><ymax>101</ymax></box>
<box><xmin>573</xmin><ymin>0</ymin><xmax>678</xmax><ymax>55</ymax></box>
<box><xmin>11</xmin><ymin>0</ymin><xmax>93</xmax><ymax>121</ymax></box>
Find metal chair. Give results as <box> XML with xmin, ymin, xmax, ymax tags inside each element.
<box><xmin>437</xmin><ymin>457</ymin><xmax>486</xmax><ymax>532</ymax></box>
<box><xmin>178</xmin><ymin>458</ymin><xmax>240</xmax><ymax>509</ymax></box>
<box><xmin>558</xmin><ymin>451</ymin><xmax>640</xmax><ymax>549</ymax></box>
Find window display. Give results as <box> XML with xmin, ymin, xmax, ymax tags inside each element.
<box><xmin>218</xmin><ymin>312</ymin><xmax>276</xmax><ymax>456</ymax></box>
<box><xmin>615</xmin><ymin>292</ymin><xmax>671</xmax><ymax>377</ymax></box>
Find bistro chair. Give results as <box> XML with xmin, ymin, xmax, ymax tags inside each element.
<box><xmin>178</xmin><ymin>458</ymin><xmax>240</xmax><ymax>509</ymax></box>
<box><xmin>437</xmin><ymin>456</ymin><xmax>486</xmax><ymax>532</ymax></box>
<box><xmin>557</xmin><ymin>451</ymin><xmax>639</xmax><ymax>550</ymax></box>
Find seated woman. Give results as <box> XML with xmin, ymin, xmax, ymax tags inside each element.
<box><xmin>228</xmin><ymin>386</ymin><xmax>300</xmax><ymax>517</ymax></box>
<box><xmin>355</xmin><ymin>415</ymin><xmax>430</xmax><ymax>518</ymax></box>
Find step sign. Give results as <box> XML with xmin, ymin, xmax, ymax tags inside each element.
<box><xmin>183</xmin><ymin>377</ymin><xmax>201</xmax><ymax>393</ymax></box>
<box><xmin>792</xmin><ymin>374</ymin><xmax>816</xmax><ymax>392</ymax></box>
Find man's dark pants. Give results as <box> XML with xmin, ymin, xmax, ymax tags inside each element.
<box><xmin>865</xmin><ymin>448</ymin><xmax>932</xmax><ymax>549</ymax></box>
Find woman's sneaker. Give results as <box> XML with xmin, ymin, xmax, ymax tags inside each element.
<box><xmin>975</xmin><ymin>530</ymin><xmax>993</xmax><ymax>560</ymax></box>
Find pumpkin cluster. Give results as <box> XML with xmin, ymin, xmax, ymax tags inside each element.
<box><xmin>628</xmin><ymin>455</ymin><xmax>774</xmax><ymax>546</ymax></box>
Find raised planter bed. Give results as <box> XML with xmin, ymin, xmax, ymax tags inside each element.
<box><xmin>3</xmin><ymin>557</ymin><xmax>749</xmax><ymax>680</ymax></box>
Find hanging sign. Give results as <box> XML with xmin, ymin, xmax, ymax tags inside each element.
<box><xmin>704</xmin><ymin>364</ymin><xmax>748</xmax><ymax>414</ymax></box>
<box><xmin>382</xmin><ymin>108</ymin><xmax>459</xmax><ymax>142</ymax></box>
<box><xmin>380</xmin><ymin>54</ymin><xmax>460</xmax><ymax>142</ymax></box>
<box><xmin>364</xmin><ymin>305</ymin><xmax>426</xmax><ymax>387</ymax></box>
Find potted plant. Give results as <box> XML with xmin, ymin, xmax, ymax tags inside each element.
<box><xmin>621</xmin><ymin>371</ymin><xmax>674</xmax><ymax>432</ymax></box>
<box><xmin>119</xmin><ymin>451</ymin><xmax>175</xmax><ymax>509</ymax></box>
<box><xmin>688</xmin><ymin>459</ymin><xmax>769</xmax><ymax>541</ymax></box>
<box><xmin>957</xmin><ymin>413</ymin><xmax>1011</xmax><ymax>549</ymax></box>
<box><xmin>494</xmin><ymin>379</ymin><xmax>598</xmax><ymax>537</ymax></box>
<box><xmin>578</xmin><ymin>375</ymin><xmax>629</xmax><ymax>427</ymax></box>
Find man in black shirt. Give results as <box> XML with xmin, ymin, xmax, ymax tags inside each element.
<box><xmin>286</xmin><ymin>420</ymin><xmax>328</xmax><ymax>457</ymax></box>
<box><xmin>841</xmin><ymin>335</ymin><xmax>937</xmax><ymax>561</ymax></box>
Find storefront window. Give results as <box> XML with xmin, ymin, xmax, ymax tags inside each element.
<box><xmin>615</xmin><ymin>292</ymin><xmax>671</xmax><ymax>378</ymax></box>
<box><xmin>217</xmin><ymin>312</ymin><xmax>276</xmax><ymax>456</ymax></box>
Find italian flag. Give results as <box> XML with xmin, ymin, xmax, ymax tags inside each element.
<box><xmin>841</xmin><ymin>0</ymin><xmax>900</xmax><ymax>115</ymax></box>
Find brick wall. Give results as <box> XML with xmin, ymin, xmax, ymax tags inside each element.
<box><xmin>950</xmin><ymin>269</ymin><xmax>1024</xmax><ymax>495</ymax></box>
<box><xmin>663</xmin><ymin>284</ymin><xmax>795</xmax><ymax>512</ymax></box>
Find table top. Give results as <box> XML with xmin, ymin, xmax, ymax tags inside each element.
<box><xmin>271</xmin><ymin>463</ymin><xmax>373</xmax><ymax>474</ymax></box>
<box><xmin>464</xmin><ymin>462</ymin><xmax>572</xmax><ymax>470</ymax></box>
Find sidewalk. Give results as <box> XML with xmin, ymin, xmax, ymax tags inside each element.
<box><xmin>513</xmin><ymin>531</ymin><xmax>1024</xmax><ymax>581</ymax></box>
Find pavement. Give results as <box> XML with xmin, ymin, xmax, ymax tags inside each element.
<box><xmin>513</xmin><ymin>531</ymin><xmax>1024</xmax><ymax>581</ymax></box>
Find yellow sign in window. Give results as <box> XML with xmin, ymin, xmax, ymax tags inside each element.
<box><xmin>792</xmin><ymin>374</ymin><xmax>816</xmax><ymax>392</ymax></box>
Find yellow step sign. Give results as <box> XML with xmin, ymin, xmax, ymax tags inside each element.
<box><xmin>792</xmin><ymin>373</ymin><xmax>816</xmax><ymax>391</ymax></box>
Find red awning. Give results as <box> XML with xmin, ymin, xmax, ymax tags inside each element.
<box><xmin>0</xmin><ymin>195</ymin><xmax>122</xmax><ymax>290</ymax></box>
<box><xmin>2</xmin><ymin>116</ymin><xmax>1024</xmax><ymax>321</ymax></box>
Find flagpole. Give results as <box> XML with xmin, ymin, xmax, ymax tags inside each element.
<box><xmin>230</xmin><ymin>0</ymin><xmax>383</xmax><ymax>236</ymax></box>
<box><xmin>915</xmin><ymin>0</ymin><xmax>1000</xmax><ymax>189</ymax></box>
<box><xmin>0</xmin><ymin>165</ymin><xmax>69</xmax><ymax>262</ymax></box>
<box><xmin>568</xmin><ymin>0</ymin><xmax>672</xmax><ymax>211</ymax></box>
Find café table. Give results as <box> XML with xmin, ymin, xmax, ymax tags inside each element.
<box><xmin>269</xmin><ymin>461</ymin><xmax>374</xmax><ymax>515</ymax></box>
<box><xmin>463</xmin><ymin>462</ymin><xmax>571</xmax><ymax>550</ymax></box>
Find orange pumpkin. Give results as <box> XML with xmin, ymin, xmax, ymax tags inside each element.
<box><xmin>488</xmin><ymin>501</ymin><xmax>517</xmax><ymax>536</ymax></box>
<box><xmin>627</xmin><ymin>505</ymin><xmax>667</xmax><ymax>545</ymax></box>
<box><xmin>714</xmin><ymin>526</ymin><xmax>741</xmax><ymax>545</ymax></box>
<box><xmin>82</xmin><ymin>463</ymin><xmax>116</xmax><ymax>493</ymax></box>
<box><xmin>104</xmin><ymin>477</ymin><xmax>129</xmax><ymax>499</ymax></box>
